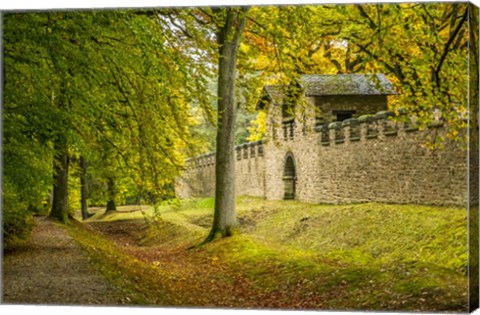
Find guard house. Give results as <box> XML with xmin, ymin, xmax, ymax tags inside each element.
<box><xmin>256</xmin><ymin>73</ymin><xmax>396</xmax><ymax>131</ymax></box>
<box><xmin>256</xmin><ymin>73</ymin><xmax>397</xmax><ymax>200</ymax></box>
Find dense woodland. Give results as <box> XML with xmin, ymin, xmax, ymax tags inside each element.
<box><xmin>3</xmin><ymin>3</ymin><xmax>474</xmax><ymax>247</ymax></box>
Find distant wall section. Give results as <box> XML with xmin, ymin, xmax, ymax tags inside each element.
<box><xmin>175</xmin><ymin>141</ymin><xmax>266</xmax><ymax>199</ymax></box>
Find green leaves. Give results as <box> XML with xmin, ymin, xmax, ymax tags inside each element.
<box><xmin>3</xmin><ymin>9</ymin><xmax>216</xmax><ymax>229</ymax></box>
<box><xmin>240</xmin><ymin>4</ymin><xmax>469</xmax><ymax>143</ymax></box>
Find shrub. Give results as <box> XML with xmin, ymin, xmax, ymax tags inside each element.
<box><xmin>2</xmin><ymin>180</ymin><xmax>34</xmax><ymax>250</ymax></box>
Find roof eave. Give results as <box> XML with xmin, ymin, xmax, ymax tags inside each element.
<box><xmin>304</xmin><ymin>92</ymin><xmax>397</xmax><ymax>97</ymax></box>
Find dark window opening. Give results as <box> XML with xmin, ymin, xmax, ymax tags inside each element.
<box><xmin>334</xmin><ymin>110</ymin><xmax>356</xmax><ymax>122</ymax></box>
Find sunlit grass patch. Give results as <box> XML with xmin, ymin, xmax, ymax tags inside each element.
<box><xmin>139</xmin><ymin>197</ymin><xmax>468</xmax><ymax>277</ymax></box>
<box><xmin>238</xmin><ymin>201</ymin><xmax>467</xmax><ymax>272</ymax></box>
<box><xmin>77</xmin><ymin>205</ymin><xmax>154</xmax><ymax>222</ymax></box>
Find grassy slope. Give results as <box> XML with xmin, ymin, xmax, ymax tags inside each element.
<box><xmin>66</xmin><ymin>197</ymin><xmax>468</xmax><ymax>312</ymax></box>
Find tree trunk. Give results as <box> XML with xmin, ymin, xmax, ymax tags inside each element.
<box><xmin>106</xmin><ymin>177</ymin><xmax>117</xmax><ymax>212</ymax></box>
<box><xmin>79</xmin><ymin>156</ymin><xmax>93</xmax><ymax>220</ymax></box>
<box><xmin>205</xmin><ymin>8</ymin><xmax>248</xmax><ymax>242</ymax></box>
<box><xmin>106</xmin><ymin>200</ymin><xmax>116</xmax><ymax>212</ymax></box>
<box><xmin>49</xmin><ymin>135</ymin><xmax>69</xmax><ymax>222</ymax></box>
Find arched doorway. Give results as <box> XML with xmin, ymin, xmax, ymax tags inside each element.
<box><xmin>283</xmin><ymin>153</ymin><xmax>296</xmax><ymax>200</ymax></box>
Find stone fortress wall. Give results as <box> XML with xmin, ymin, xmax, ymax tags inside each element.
<box><xmin>176</xmin><ymin>140</ymin><xmax>267</xmax><ymax>199</ymax></box>
<box><xmin>175</xmin><ymin>109</ymin><xmax>468</xmax><ymax>207</ymax></box>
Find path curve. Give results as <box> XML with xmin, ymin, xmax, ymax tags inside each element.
<box><xmin>2</xmin><ymin>217</ymin><xmax>124</xmax><ymax>306</ymax></box>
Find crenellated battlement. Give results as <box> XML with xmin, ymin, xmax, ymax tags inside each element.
<box><xmin>185</xmin><ymin>152</ymin><xmax>215</xmax><ymax>169</ymax></box>
<box><xmin>186</xmin><ymin>110</ymin><xmax>446</xmax><ymax>170</ymax></box>
<box><xmin>185</xmin><ymin>140</ymin><xmax>265</xmax><ymax>170</ymax></box>
<box><xmin>235</xmin><ymin>140</ymin><xmax>265</xmax><ymax>161</ymax></box>
<box><xmin>312</xmin><ymin>110</ymin><xmax>442</xmax><ymax>146</ymax></box>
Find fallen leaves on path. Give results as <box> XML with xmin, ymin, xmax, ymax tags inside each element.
<box><xmin>3</xmin><ymin>217</ymin><xmax>126</xmax><ymax>306</ymax></box>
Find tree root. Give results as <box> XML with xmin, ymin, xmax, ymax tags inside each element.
<box><xmin>187</xmin><ymin>226</ymin><xmax>235</xmax><ymax>250</ymax></box>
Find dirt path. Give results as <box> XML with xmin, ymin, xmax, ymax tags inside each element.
<box><xmin>2</xmin><ymin>217</ymin><xmax>125</xmax><ymax>306</ymax></box>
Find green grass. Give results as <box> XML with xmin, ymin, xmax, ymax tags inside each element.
<box><xmin>67</xmin><ymin>197</ymin><xmax>469</xmax><ymax>311</ymax></box>
<box><xmin>150</xmin><ymin>197</ymin><xmax>467</xmax><ymax>273</ymax></box>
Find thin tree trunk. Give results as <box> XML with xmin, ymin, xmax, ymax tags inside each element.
<box><xmin>79</xmin><ymin>156</ymin><xmax>93</xmax><ymax>220</ymax></box>
<box><xmin>205</xmin><ymin>8</ymin><xmax>248</xmax><ymax>242</ymax></box>
<box><xmin>49</xmin><ymin>135</ymin><xmax>69</xmax><ymax>222</ymax></box>
<box><xmin>106</xmin><ymin>177</ymin><xmax>117</xmax><ymax>212</ymax></box>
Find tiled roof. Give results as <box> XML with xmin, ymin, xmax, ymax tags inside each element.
<box><xmin>256</xmin><ymin>74</ymin><xmax>396</xmax><ymax>110</ymax></box>
<box><xmin>299</xmin><ymin>73</ymin><xmax>396</xmax><ymax>96</ymax></box>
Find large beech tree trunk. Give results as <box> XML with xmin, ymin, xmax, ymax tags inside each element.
<box><xmin>49</xmin><ymin>135</ymin><xmax>69</xmax><ymax>222</ymax></box>
<box><xmin>205</xmin><ymin>7</ymin><xmax>248</xmax><ymax>242</ymax></box>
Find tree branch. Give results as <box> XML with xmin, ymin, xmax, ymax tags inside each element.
<box><xmin>434</xmin><ymin>7</ymin><xmax>468</xmax><ymax>88</ymax></box>
<box><xmin>357</xmin><ymin>5</ymin><xmax>377</xmax><ymax>29</ymax></box>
